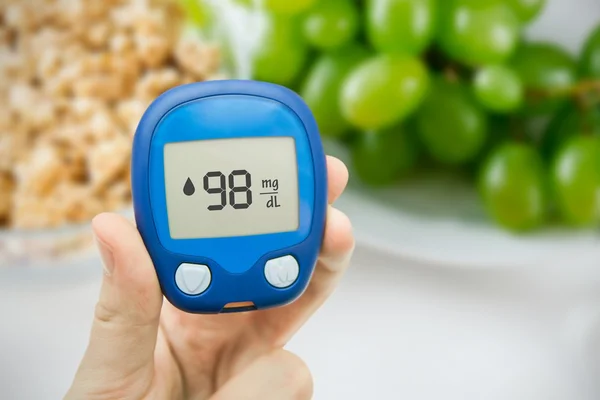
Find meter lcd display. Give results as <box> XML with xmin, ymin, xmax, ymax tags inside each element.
<box><xmin>163</xmin><ymin>137</ymin><xmax>299</xmax><ymax>239</ymax></box>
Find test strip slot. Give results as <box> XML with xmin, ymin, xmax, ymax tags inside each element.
<box><xmin>220</xmin><ymin>301</ymin><xmax>257</xmax><ymax>313</ymax></box>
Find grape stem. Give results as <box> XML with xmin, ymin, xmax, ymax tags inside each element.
<box><xmin>527</xmin><ymin>79</ymin><xmax>600</xmax><ymax>101</ymax></box>
<box><xmin>443</xmin><ymin>66</ymin><xmax>459</xmax><ymax>82</ymax></box>
<box><xmin>509</xmin><ymin>117</ymin><xmax>527</xmax><ymax>142</ymax></box>
<box><xmin>557</xmin><ymin>79</ymin><xmax>600</xmax><ymax>97</ymax></box>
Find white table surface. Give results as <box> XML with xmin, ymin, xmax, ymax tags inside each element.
<box><xmin>3</xmin><ymin>245</ymin><xmax>600</xmax><ymax>400</ymax></box>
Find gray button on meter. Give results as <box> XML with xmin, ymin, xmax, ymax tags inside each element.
<box><xmin>175</xmin><ymin>263</ymin><xmax>211</xmax><ymax>295</ymax></box>
<box><xmin>264</xmin><ymin>255</ymin><xmax>299</xmax><ymax>288</ymax></box>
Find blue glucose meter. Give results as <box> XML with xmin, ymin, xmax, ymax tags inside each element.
<box><xmin>131</xmin><ymin>80</ymin><xmax>327</xmax><ymax>314</ymax></box>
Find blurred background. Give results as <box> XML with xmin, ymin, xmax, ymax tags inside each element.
<box><xmin>1</xmin><ymin>0</ymin><xmax>600</xmax><ymax>399</ymax></box>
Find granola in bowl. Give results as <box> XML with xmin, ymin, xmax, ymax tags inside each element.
<box><xmin>0</xmin><ymin>0</ymin><xmax>222</xmax><ymax>267</ymax></box>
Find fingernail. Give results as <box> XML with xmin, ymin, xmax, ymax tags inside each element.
<box><xmin>94</xmin><ymin>235</ymin><xmax>115</xmax><ymax>276</ymax></box>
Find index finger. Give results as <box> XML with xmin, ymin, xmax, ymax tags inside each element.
<box><xmin>326</xmin><ymin>155</ymin><xmax>349</xmax><ymax>204</ymax></box>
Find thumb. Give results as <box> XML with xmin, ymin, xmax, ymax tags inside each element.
<box><xmin>66</xmin><ymin>213</ymin><xmax>163</xmax><ymax>399</ymax></box>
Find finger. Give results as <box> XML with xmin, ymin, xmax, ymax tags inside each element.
<box><xmin>318</xmin><ymin>207</ymin><xmax>356</xmax><ymax>268</ymax></box>
<box><xmin>66</xmin><ymin>213</ymin><xmax>163</xmax><ymax>398</ymax></box>
<box><xmin>211</xmin><ymin>350</ymin><xmax>313</xmax><ymax>400</ymax></box>
<box><xmin>326</xmin><ymin>156</ymin><xmax>349</xmax><ymax>204</ymax></box>
<box><xmin>257</xmin><ymin>207</ymin><xmax>355</xmax><ymax>345</ymax></box>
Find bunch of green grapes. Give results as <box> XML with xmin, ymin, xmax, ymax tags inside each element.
<box><xmin>188</xmin><ymin>0</ymin><xmax>600</xmax><ymax>233</ymax></box>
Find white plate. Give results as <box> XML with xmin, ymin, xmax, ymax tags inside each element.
<box><xmin>326</xmin><ymin>0</ymin><xmax>600</xmax><ymax>271</ymax></box>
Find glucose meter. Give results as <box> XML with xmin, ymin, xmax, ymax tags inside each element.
<box><xmin>131</xmin><ymin>80</ymin><xmax>327</xmax><ymax>314</ymax></box>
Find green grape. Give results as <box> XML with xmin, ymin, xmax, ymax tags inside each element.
<box><xmin>438</xmin><ymin>1</ymin><xmax>520</xmax><ymax>67</ymax></box>
<box><xmin>510</xmin><ymin>42</ymin><xmax>577</xmax><ymax>114</ymax></box>
<box><xmin>551</xmin><ymin>136</ymin><xmax>600</xmax><ymax>226</ymax></box>
<box><xmin>474</xmin><ymin>65</ymin><xmax>524</xmax><ymax>113</ymax></box>
<box><xmin>352</xmin><ymin>127</ymin><xmax>419</xmax><ymax>186</ymax></box>
<box><xmin>340</xmin><ymin>54</ymin><xmax>429</xmax><ymax>130</ymax></box>
<box><xmin>415</xmin><ymin>78</ymin><xmax>488</xmax><ymax>164</ymax></box>
<box><xmin>251</xmin><ymin>15</ymin><xmax>307</xmax><ymax>85</ymax></box>
<box><xmin>507</xmin><ymin>0</ymin><xmax>546</xmax><ymax>22</ymax></box>
<box><xmin>264</xmin><ymin>0</ymin><xmax>318</xmax><ymax>15</ymax></box>
<box><xmin>541</xmin><ymin>102</ymin><xmax>600</xmax><ymax>160</ymax></box>
<box><xmin>301</xmin><ymin>45</ymin><xmax>370</xmax><ymax>137</ymax></box>
<box><xmin>302</xmin><ymin>0</ymin><xmax>359</xmax><ymax>50</ymax></box>
<box><xmin>479</xmin><ymin>142</ymin><xmax>547</xmax><ymax>231</ymax></box>
<box><xmin>579</xmin><ymin>25</ymin><xmax>600</xmax><ymax>78</ymax></box>
<box><xmin>366</xmin><ymin>0</ymin><xmax>437</xmax><ymax>55</ymax></box>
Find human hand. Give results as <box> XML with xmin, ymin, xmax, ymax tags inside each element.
<box><xmin>65</xmin><ymin>156</ymin><xmax>354</xmax><ymax>400</ymax></box>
